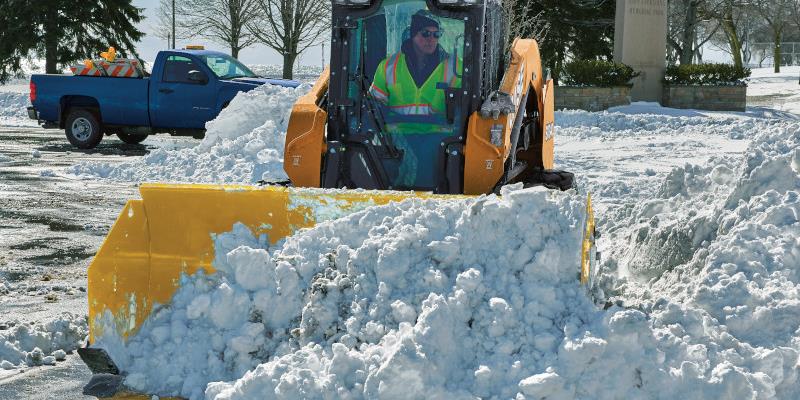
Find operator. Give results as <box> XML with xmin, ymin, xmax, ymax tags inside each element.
<box><xmin>368</xmin><ymin>10</ymin><xmax>461</xmax><ymax>135</ymax></box>
<box><xmin>367</xmin><ymin>10</ymin><xmax>462</xmax><ymax>188</ymax></box>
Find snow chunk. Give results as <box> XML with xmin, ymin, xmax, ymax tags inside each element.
<box><xmin>0</xmin><ymin>314</ymin><xmax>87</xmax><ymax>369</ymax></box>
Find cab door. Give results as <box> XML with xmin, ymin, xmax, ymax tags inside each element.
<box><xmin>151</xmin><ymin>55</ymin><xmax>216</xmax><ymax>129</ymax></box>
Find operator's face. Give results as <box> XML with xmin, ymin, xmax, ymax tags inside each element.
<box><xmin>413</xmin><ymin>27</ymin><xmax>440</xmax><ymax>56</ymax></box>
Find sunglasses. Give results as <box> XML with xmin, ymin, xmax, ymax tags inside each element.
<box><xmin>419</xmin><ymin>30</ymin><xmax>443</xmax><ymax>38</ymax></box>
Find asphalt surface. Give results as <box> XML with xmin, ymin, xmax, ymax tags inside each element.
<box><xmin>0</xmin><ymin>126</ymin><xmax>189</xmax><ymax>398</ymax></box>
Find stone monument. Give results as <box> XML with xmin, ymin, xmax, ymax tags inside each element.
<box><xmin>613</xmin><ymin>0</ymin><xmax>667</xmax><ymax>102</ymax></box>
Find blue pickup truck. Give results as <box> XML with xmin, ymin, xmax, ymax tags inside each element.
<box><xmin>28</xmin><ymin>49</ymin><xmax>298</xmax><ymax>149</ymax></box>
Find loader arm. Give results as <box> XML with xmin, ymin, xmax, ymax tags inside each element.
<box><xmin>463</xmin><ymin>38</ymin><xmax>555</xmax><ymax>194</ymax></box>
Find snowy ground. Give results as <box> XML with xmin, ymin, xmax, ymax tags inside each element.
<box><xmin>0</xmin><ymin>67</ymin><xmax>798</xmax><ymax>398</ymax></box>
<box><xmin>747</xmin><ymin>66</ymin><xmax>800</xmax><ymax>115</ymax></box>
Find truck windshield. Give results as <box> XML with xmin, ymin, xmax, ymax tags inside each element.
<box><xmin>199</xmin><ymin>54</ymin><xmax>258</xmax><ymax>79</ymax></box>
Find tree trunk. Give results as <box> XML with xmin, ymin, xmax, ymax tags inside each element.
<box><xmin>283</xmin><ymin>53</ymin><xmax>297</xmax><ymax>80</ymax></box>
<box><xmin>43</xmin><ymin>9</ymin><xmax>59</xmax><ymax>74</ymax></box>
<box><xmin>679</xmin><ymin>0</ymin><xmax>697</xmax><ymax>65</ymax></box>
<box><xmin>720</xmin><ymin>13</ymin><xmax>743</xmax><ymax>72</ymax></box>
<box><xmin>231</xmin><ymin>44</ymin><xmax>240</xmax><ymax>59</ymax></box>
<box><xmin>774</xmin><ymin>30</ymin><xmax>782</xmax><ymax>73</ymax></box>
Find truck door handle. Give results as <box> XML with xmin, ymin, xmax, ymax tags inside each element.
<box><xmin>159</xmin><ymin>88</ymin><xmax>174</xmax><ymax>94</ymax></box>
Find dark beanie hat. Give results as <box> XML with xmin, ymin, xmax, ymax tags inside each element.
<box><xmin>411</xmin><ymin>10</ymin><xmax>440</xmax><ymax>36</ymax></box>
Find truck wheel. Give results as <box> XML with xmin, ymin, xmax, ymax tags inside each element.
<box><xmin>117</xmin><ymin>132</ymin><xmax>148</xmax><ymax>145</ymax></box>
<box><xmin>65</xmin><ymin>110</ymin><xmax>103</xmax><ymax>149</ymax></box>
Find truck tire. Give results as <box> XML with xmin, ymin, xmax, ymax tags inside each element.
<box><xmin>65</xmin><ymin>109</ymin><xmax>103</xmax><ymax>149</ymax></box>
<box><xmin>117</xmin><ymin>132</ymin><xmax>148</xmax><ymax>145</ymax></box>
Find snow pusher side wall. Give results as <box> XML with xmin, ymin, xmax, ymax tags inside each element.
<box><xmin>284</xmin><ymin>67</ymin><xmax>330</xmax><ymax>187</ymax></box>
<box><xmin>463</xmin><ymin>38</ymin><xmax>555</xmax><ymax>194</ymax></box>
<box><xmin>87</xmin><ymin>183</ymin><xmax>459</xmax><ymax>343</ymax></box>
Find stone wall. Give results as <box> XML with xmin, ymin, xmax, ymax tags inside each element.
<box><xmin>662</xmin><ymin>85</ymin><xmax>746</xmax><ymax>112</ymax></box>
<box><xmin>555</xmin><ymin>86</ymin><xmax>632</xmax><ymax>112</ymax></box>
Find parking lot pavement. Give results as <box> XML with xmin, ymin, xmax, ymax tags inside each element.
<box><xmin>0</xmin><ymin>126</ymin><xmax>186</xmax><ymax>397</ymax></box>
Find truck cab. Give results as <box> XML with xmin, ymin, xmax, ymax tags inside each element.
<box><xmin>28</xmin><ymin>49</ymin><xmax>299</xmax><ymax>149</ymax></box>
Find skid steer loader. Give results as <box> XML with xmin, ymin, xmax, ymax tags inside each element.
<box><xmin>77</xmin><ymin>0</ymin><xmax>596</xmax><ymax>398</ymax></box>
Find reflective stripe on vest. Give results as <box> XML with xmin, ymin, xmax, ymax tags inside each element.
<box><xmin>390</xmin><ymin>104</ymin><xmax>436</xmax><ymax>116</ymax></box>
<box><xmin>369</xmin><ymin>83</ymin><xmax>389</xmax><ymax>103</ymax></box>
<box><xmin>385</xmin><ymin>52</ymin><xmax>402</xmax><ymax>87</ymax></box>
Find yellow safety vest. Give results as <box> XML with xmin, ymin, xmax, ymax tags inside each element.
<box><xmin>369</xmin><ymin>51</ymin><xmax>462</xmax><ymax>135</ymax></box>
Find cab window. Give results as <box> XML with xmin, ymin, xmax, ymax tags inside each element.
<box><xmin>199</xmin><ymin>54</ymin><xmax>257</xmax><ymax>80</ymax></box>
<box><xmin>163</xmin><ymin>56</ymin><xmax>203</xmax><ymax>83</ymax></box>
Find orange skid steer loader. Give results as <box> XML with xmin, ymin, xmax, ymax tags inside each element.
<box><xmin>77</xmin><ymin>0</ymin><xmax>596</xmax><ymax>398</ymax></box>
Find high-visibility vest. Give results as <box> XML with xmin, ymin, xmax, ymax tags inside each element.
<box><xmin>369</xmin><ymin>51</ymin><xmax>461</xmax><ymax>135</ymax></box>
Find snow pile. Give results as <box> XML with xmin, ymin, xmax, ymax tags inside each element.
<box><xmin>0</xmin><ymin>91</ymin><xmax>35</xmax><ymax>126</ymax></box>
<box><xmin>248</xmin><ymin>65</ymin><xmax>324</xmax><ymax>82</ymax></box>
<box><xmin>69</xmin><ymin>83</ymin><xmax>309</xmax><ymax>184</ymax></box>
<box><xmin>552</xmin><ymin>105</ymin><xmax>786</xmax><ymax>204</ymax></box>
<box><xmin>599</xmin><ymin>120</ymin><xmax>799</xmax><ymax>285</ymax></box>
<box><xmin>89</xmin><ymin>116</ymin><xmax>800</xmax><ymax>399</ymax></box>
<box><xmin>597</xmin><ymin>123</ymin><xmax>800</xmax><ymax>398</ymax></box>
<box><xmin>556</xmin><ymin>106</ymin><xmax>751</xmax><ymax>141</ymax></box>
<box><xmin>96</xmin><ymin>187</ymin><xmax>608</xmax><ymax>399</ymax></box>
<box><xmin>0</xmin><ymin>313</ymin><xmax>87</xmax><ymax>369</ymax></box>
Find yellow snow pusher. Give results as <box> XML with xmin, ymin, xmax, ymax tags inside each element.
<box><xmin>77</xmin><ymin>0</ymin><xmax>596</xmax><ymax>398</ymax></box>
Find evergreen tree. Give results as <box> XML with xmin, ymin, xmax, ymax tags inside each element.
<box><xmin>519</xmin><ymin>0</ymin><xmax>616</xmax><ymax>83</ymax></box>
<box><xmin>0</xmin><ymin>0</ymin><xmax>144</xmax><ymax>82</ymax></box>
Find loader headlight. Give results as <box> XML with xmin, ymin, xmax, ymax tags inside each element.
<box><xmin>333</xmin><ymin>0</ymin><xmax>371</xmax><ymax>7</ymax></box>
<box><xmin>436</xmin><ymin>0</ymin><xmax>480</xmax><ymax>7</ymax></box>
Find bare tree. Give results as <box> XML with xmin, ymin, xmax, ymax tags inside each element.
<box><xmin>753</xmin><ymin>0</ymin><xmax>792</xmax><ymax>72</ymax></box>
<box><xmin>180</xmin><ymin>0</ymin><xmax>260</xmax><ymax>58</ymax></box>
<box><xmin>248</xmin><ymin>0</ymin><xmax>330</xmax><ymax>79</ymax></box>
<box><xmin>152</xmin><ymin>0</ymin><xmax>193</xmax><ymax>49</ymax></box>
<box><xmin>503</xmin><ymin>0</ymin><xmax>549</xmax><ymax>50</ymax></box>
<box><xmin>701</xmin><ymin>0</ymin><xmax>755</xmax><ymax>71</ymax></box>
<box><xmin>667</xmin><ymin>0</ymin><xmax>719</xmax><ymax>65</ymax></box>
<box><xmin>792</xmin><ymin>0</ymin><xmax>800</xmax><ymax>30</ymax></box>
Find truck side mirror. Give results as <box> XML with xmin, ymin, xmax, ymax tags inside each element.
<box><xmin>187</xmin><ymin>70</ymin><xmax>207</xmax><ymax>84</ymax></box>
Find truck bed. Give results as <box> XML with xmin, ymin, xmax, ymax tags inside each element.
<box><xmin>32</xmin><ymin>74</ymin><xmax>150</xmax><ymax>126</ymax></box>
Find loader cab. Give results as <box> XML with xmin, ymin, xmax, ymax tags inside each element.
<box><xmin>325</xmin><ymin>0</ymin><xmax>506</xmax><ymax>193</ymax></box>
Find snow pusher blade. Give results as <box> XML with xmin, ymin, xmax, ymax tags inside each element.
<box><xmin>86</xmin><ymin>183</ymin><xmax>464</xmax><ymax>344</ymax></box>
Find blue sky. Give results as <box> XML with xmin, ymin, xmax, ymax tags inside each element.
<box><xmin>132</xmin><ymin>0</ymin><xmax>327</xmax><ymax>66</ymax></box>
